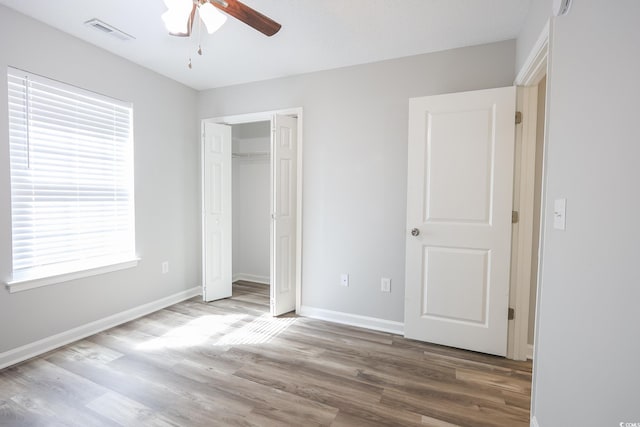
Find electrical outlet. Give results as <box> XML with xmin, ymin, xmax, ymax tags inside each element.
<box><xmin>162</xmin><ymin>261</ymin><xmax>169</xmax><ymax>274</ymax></box>
<box><xmin>340</xmin><ymin>273</ymin><xmax>349</xmax><ymax>287</ymax></box>
<box><xmin>381</xmin><ymin>277</ymin><xmax>391</xmax><ymax>292</ymax></box>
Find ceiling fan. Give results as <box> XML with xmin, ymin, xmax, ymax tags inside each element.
<box><xmin>162</xmin><ymin>0</ymin><xmax>281</xmax><ymax>38</ymax></box>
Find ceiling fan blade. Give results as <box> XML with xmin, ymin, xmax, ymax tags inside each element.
<box><xmin>169</xmin><ymin>3</ymin><xmax>197</xmax><ymax>37</ymax></box>
<box><xmin>210</xmin><ymin>0</ymin><xmax>281</xmax><ymax>36</ymax></box>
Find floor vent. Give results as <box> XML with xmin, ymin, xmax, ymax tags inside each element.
<box><xmin>84</xmin><ymin>19</ymin><xmax>135</xmax><ymax>41</ymax></box>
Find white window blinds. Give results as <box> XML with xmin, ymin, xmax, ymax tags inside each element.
<box><xmin>7</xmin><ymin>68</ymin><xmax>136</xmax><ymax>282</ymax></box>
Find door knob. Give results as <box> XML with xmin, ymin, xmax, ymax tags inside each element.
<box><xmin>411</xmin><ymin>228</ymin><xmax>420</xmax><ymax>237</ymax></box>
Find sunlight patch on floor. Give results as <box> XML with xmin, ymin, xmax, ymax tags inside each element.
<box><xmin>136</xmin><ymin>314</ymin><xmax>247</xmax><ymax>350</ymax></box>
<box><xmin>214</xmin><ymin>314</ymin><xmax>297</xmax><ymax>346</ymax></box>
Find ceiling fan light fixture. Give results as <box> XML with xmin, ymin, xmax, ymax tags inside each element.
<box><xmin>199</xmin><ymin>2</ymin><xmax>227</xmax><ymax>34</ymax></box>
<box><xmin>162</xmin><ymin>0</ymin><xmax>193</xmax><ymax>34</ymax></box>
<box><xmin>161</xmin><ymin>10</ymin><xmax>187</xmax><ymax>34</ymax></box>
<box><xmin>163</xmin><ymin>0</ymin><xmax>192</xmax><ymax>11</ymax></box>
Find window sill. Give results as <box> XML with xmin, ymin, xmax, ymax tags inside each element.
<box><xmin>5</xmin><ymin>258</ymin><xmax>140</xmax><ymax>294</ymax></box>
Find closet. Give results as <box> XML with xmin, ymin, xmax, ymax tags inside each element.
<box><xmin>231</xmin><ymin>121</ymin><xmax>271</xmax><ymax>285</ymax></box>
<box><xmin>202</xmin><ymin>112</ymin><xmax>299</xmax><ymax>315</ymax></box>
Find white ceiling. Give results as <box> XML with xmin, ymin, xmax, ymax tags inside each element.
<box><xmin>0</xmin><ymin>0</ymin><xmax>531</xmax><ymax>90</ymax></box>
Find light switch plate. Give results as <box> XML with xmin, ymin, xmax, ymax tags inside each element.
<box><xmin>381</xmin><ymin>277</ymin><xmax>391</xmax><ymax>293</ymax></box>
<box><xmin>553</xmin><ymin>198</ymin><xmax>566</xmax><ymax>230</ymax></box>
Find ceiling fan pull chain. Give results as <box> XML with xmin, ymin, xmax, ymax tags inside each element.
<box><xmin>197</xmin><ymin>8</ymin><xmax>203</xmax><ymax>56</ymax></box>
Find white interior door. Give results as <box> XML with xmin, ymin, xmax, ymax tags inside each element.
<box><xmin>404</xmin><ymin>87</ymin><xmax>516</xmax><ymax>356</ymax></box>
<box><xmin>202</xmin><ymin>122</ymin><xmax>232</xmax><ymax>302</ymax></box>
<box><xmin>270</xmin><ymin>115</ymin><xmax>297</xmax><ymax>316</ymax></box>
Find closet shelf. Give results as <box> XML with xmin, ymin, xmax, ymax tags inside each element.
<box><xmin>232</xmin><ymin>152</ymin><xmax>270</xmax><ymax>159</ymax></box>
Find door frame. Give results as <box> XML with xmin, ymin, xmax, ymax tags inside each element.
<box><xmin>507</xmin><ymin>21</ymin><xmax>551</xmax><ymax>361</ymax></box>
<box><xmin>201</xmin><ymin>107</ymin><xmax>304</xmax><ymax>313</ymax></box>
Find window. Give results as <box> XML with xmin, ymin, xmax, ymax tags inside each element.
<box><xmin>7</xmin><ymin>68</ymin><xmax>136</xmax><ymax>291</ymax></box>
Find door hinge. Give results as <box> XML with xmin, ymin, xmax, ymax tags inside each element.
<box><xmin>512</xmin><ymin>211</ymin><xmax>519</xmax><ymax>224</ymax></box>
<box><xmin>515</xmin><ymin>111</ymin><xmax>522</xmax><ymax>125</ymax></box>
<box><xmin>508</xmin><ymin>307</ymin><xmax>515</xmax><ymax>320</ymax></box>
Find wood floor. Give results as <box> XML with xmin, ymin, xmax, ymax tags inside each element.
<box><xmin>0</xmin><ymin>281</ymin><xmax>532</xmax><ymax>426</ymax></box>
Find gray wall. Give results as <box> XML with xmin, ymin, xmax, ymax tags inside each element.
<box><xmin>0</xmin><ymin>6</ymin><xmax>200</xmax><ymax>353</ymax></box>
<box><xmin>199</xmin><ymin>41</ymin><xmax>516</xmax><ymax>322</ymax></box>
<box><xmin>519</xmin><ymin>1</ymin><xmax>640</xmax><ymax>424</ymax></box>
<box><xmin>516</xmin><ymin>0</ymin><xmax>552</xmax><ymax>72</ymax></box>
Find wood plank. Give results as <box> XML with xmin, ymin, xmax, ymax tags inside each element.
<box><xmin>86</xmin><ymin>391</ymin><xmax>178</xmax><ymax>427</ymax></box>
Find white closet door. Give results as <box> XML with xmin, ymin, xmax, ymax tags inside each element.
<box><xmin>270</xmin><ymin>115</ymin><xmax>297</xmax><ymax>316</ymax></box>
<box><xmin>202</xmin><ymin>123</ymin><xmax>232</xmax><ymax>302</ymax></box>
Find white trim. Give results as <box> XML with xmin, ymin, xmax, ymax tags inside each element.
<box><xmin>0</xmin><ymin>286</ymin><xmax>200</xmax><ymax>370</ymax></box>
<box><xmin>531</xmin><ymin>415</ymin><xmax>540</xmax><ymax>427</ymax></box>
<box><xmin>203</xmin><ymin>108</ymin><xmax>303</xmax><ymax>126</ymax></box>
<box><xmin>294</xmin><ymin>112</ymin><xmax>304</xmax><ymax>314</ymax></box>
<box><xmin>513</xmin><ymin>20</ymin><xmax>554</xmax><ymax>416</ymax></box>
<box><xmin>299</xmin><ymin>305</ymin><xmax>404</xmax><ymax>335</ymax></box>
<box><xmin>515</xmin><ymin>20</ymin><xmax>550</xmax><ymax>86</ymax></box>
<box><xmin>511</xmin><ymin>85</ymin><xmax>539</xmax><ymax>361</ymax></box>
<box><xmin>507</xmin><ymin>87</ymin><xmax>524</xmax><ymax>360</ymax></box>
<box><xmin>508</xmin><ymin>21</ymin><xmax>551</xmax><ymax>362</ymax></box>
<box><xmin>6</xmin><ymin>258</ymin><xmax>140</xmax><ymax>293</ymax></box>
<box><xmin>527</xmin><ymin>344</ymin><xmax>534</xmax><ymax>360</ymax></box>
<box><xmin>530</xmin><ymin>22</ymin><xmax>554</xmax><ymax>415</ymax></box>
<box><xmin>232</xmin><ymin>273</ymin><xmax>270</xmax><ymax>285</ymax></box>
<box><xmin>202</xmin><ymin>107</ymin><xmax>304</xmax><ymax>314</ymax></box>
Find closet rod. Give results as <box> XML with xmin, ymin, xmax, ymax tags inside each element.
<box><xmin>232</xmin><ymin>151</ymin><xmax>270</xmax><ymax>158</ymax></box>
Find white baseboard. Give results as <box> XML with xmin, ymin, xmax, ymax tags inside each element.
<box><xmin>531</xmin><ymin>415</ymin><xmax>539</xmax><ymax>427</ymax></box>
<box><xmin>527</xmin><ymin>343</ymin><xmax>534</xmax><ymax>360</ymax></box>
<box><xmin>233</xmin><ymin>273</ymin><xmax>270</xmax><ymax>285</ymax></box>
<box><xmin>0</xmin><ymin>286</ymin><xmax>201</xmax><ymax>370</ymax></box>
<box><xmin>299</xmin><ymin>305</ymin><xmax>404</xmax><ymax>335</ymax></box>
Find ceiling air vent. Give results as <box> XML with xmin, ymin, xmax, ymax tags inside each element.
<box><xmin>84</xmin><ymin>19</ymin><xmax>135</xmax><ymax>41</ymax></box>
